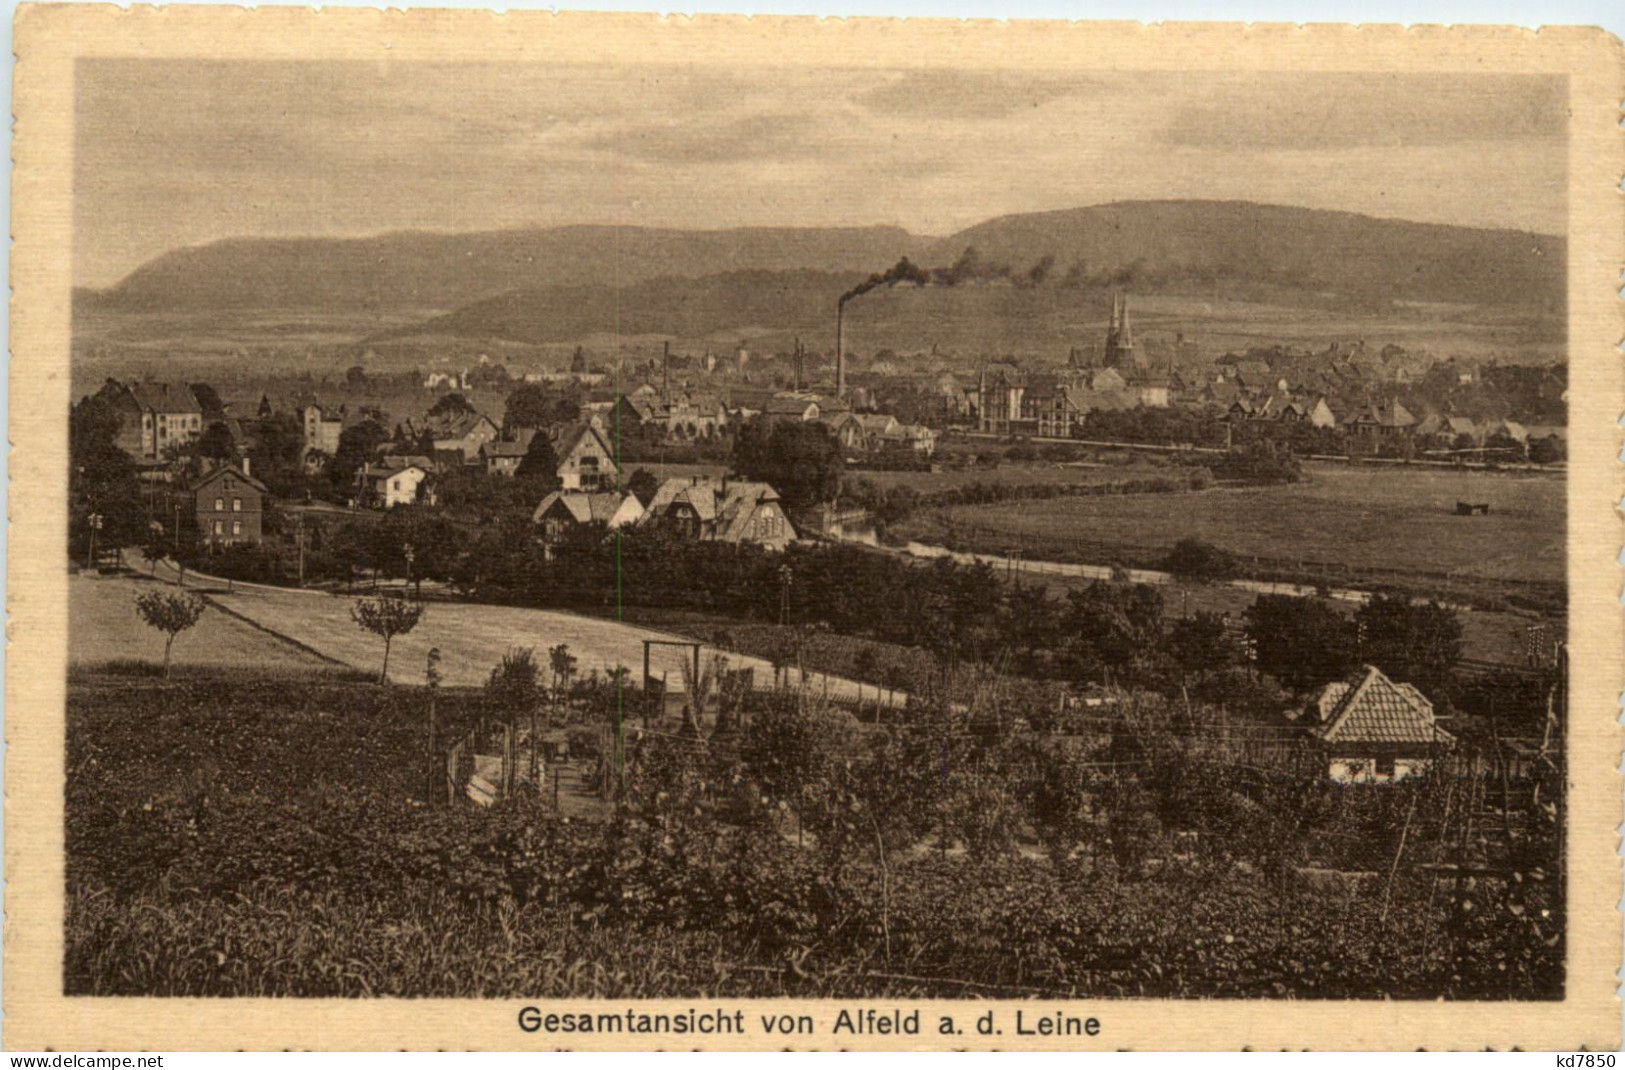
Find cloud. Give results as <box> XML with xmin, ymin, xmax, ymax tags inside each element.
<box><xmin>1160</xmin><ymin>73</ymin><xmax>1567</xmax><ymax>151</ymax></box>
<box><xmin>581</xmin><ymin>112</ymin><xmax>834</xmax><ymax>165</ymax></box>
<box><xmin>855</xmin><ymin>70</ymin><xmax>1106</xmax><ymax>120</ymax></box>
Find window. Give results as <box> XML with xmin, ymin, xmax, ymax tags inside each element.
<box><xmin>212</xmin><ymin>520</ymin><xmax>223</xmax><ymax>535</ymax></box>
<box><xmin>232</xmin><ymin>498</ymin><xmax>242</xmax><ymax>512</ymax></box>
<box><xmin>1375</xmin><ymin>755</ymin><xmax>1396</xmax><ymax>777</ymax></box>
<box><xmin>392</xmin><ymin>479</ymin><xmax>401</xmax><ymax>492</ymax></box>
<box><xmin>231</xmin><ymin>521</ymin><xmax>242</xmax><ymax>537</ymax></box>
<box><xmin>214</xmin><ymin>497</ymin><xmax>224</xmax><ymax>511</ymax></box>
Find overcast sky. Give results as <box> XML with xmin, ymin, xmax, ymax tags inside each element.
<box><xmin>73</xmin><ymin>61</ymin><xmax>1567</xmax><ymax>288</ymax></box>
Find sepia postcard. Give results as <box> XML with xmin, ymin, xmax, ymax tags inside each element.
<box><xmin>6</xmin><ymin>6</ymin><xmax>1623</xmax><ymax>1052</ymax></box>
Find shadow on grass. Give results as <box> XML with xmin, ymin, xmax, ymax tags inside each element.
<box><xmin>70</xmin><ymin>659</ymin><xmax>376</xmax><ymax>685</ymax></box>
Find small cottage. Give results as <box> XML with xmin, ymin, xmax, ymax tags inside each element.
<box><xmin>1297</xmin><ymin>665</ymin><xmax>1453</xmax><ymax>783</ymax></box>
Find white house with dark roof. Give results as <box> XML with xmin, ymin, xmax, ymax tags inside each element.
<box><xmin>1295</xmin><ymin>664</ymin><xmax>1454</xmax><ymax>783</ymax></box>
<box><xmin>356</xmin><ymin>462</ymin><xmax>433</xmax><ymax>509</ymax></box>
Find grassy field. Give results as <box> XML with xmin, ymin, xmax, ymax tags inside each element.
<box><xmin>177</xmin><ymin>579</ymin><xmax>894</xmax><ymax>704</ymax></box>
<box><xmin>913</xmin><ymin>462</ymin><xmax>1564</xmax><ymax>587</ymax></box>
<box><xmin>850</xmin><ymin>457</ymin><xmax>1176</xmax><ymax>495</ymax></box>
<box><xmin>70</xmin><ymin>574</ymin><xmax>341</xmax><ymax>673</ymax></box>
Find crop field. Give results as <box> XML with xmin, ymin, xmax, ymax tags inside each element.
<box><xmin>851</xmin><ymin>457</ymin><xmax>1176</xmax><ymax>495</ymax></box>
<box><xmin>189</xmin><ymin>581</ymin><xmax>894</xmax><ymax>704</ymax></box>
<box><xmin>925</xmin><ymin>463</ymin><xmax>1564</xmax><ymax>587</ymax></box>
<box><xmin>70</xmin><ymin>574</ymin><xmax>339</xmax><ymax>673</ymax></box>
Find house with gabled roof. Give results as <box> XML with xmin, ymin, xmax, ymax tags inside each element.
<box><xmin>479</xmin><ymin>439</ymin><xmax>530</xmax><ymax>478</ymax></box>
<box><xmin>414</xmin><ymin>408</ymin><xmax>500</xmax><ymax>464</ymax></box>
<box><xmin>1295</xmin><ymin>665</ymin><xmax>1454</xmax><ymax>782</ymax></box>
<box><xmin>94</xmin><ymin>379</ymin><xmax>207</xmax><ymax>460</ymax></box>
<box><xmin>762</xmin><ymin>393</ymin><xmax>823</xmax><ymax>423</ymax></box>
<box><xmin>1349</xmin><ymin>400</ymin><xmax>1416</xmax><ymax>439</ymax></box>
<box><xmin>552</xmin><ymin>422</ymin><xmax>619</xmax><ymax>491</ymax></box>
<box><xmin>532</xmin><ymin>490</ymin><xmax>644</xmax><ymax>551</ymax></box>
<box><xmin>356</xmin><ymin>461</ymin><xmax>433</xmax><ymax>509</ymax></box>
<box><xmin>977</xmin><ymin>362</ymin><xmax>1025</xmax><ymax>433</ymax></box>
<box><xmin>192</xmin><ymin>462</ymin><xmax>268</xmax><ymax>548</ymax></box>
<box><xmin>642</xmin><ymin>476</ymin><xmax>795</xmax><ymax>551</ymax></box>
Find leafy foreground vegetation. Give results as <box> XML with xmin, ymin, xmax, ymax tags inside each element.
<box><xmin>66</xmin><ymin>667</ymin><xmax>1562</xmax><ymax>999</ymax></box>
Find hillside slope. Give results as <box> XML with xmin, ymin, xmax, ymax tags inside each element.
<box><xmin>80</xmin><ymin>225</ymin><xmax>930</xmax><ymax>315</ymax></box>
<box><xmin>80</xmin><ymin>201</ymin><xmax>1565</xmax><ymax>322</ymax></box>
<box><xmin>945</xmin><ymin>201</ymin><xmax>1564</xmax><ymax>312</ymax></box>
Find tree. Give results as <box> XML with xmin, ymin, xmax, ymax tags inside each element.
<box><xmin>1354</xmin><ymin>593</ymin><xmax>1463</xmax><ymax>697</ymax></box>
<box><xmin>196</xmin><ymin>421</ymin><xmax>237</xmax><ymax>461</ymax></box>
<box><xmin>1162</xmin><ymin>538</ymin><xmax>1236</xmax><ymax>582</ymax></box>
<box><xmin>246</xmin><ymin>411</ymin><xmax>306</xmax><ymax>495</ymax></box>
<box><xmin>134</xmin><ymin>589</ymin><xmax>206</xmax><ymax>678</ymax></box>
<box><xmin>329</xmin><ymin>420</ymin><xmax>390</xmax><ymax>489</ymax></box>
<box><xmin>626</xmin><ymin>467</ymin><xmax>660</xmax><ymax>506</ymax></box>
<box><xmin>427</xmin><ymin>392</ymin><xmax>477</xmax><ymax>420</ymax></box>
<box><xmin>1528</xmin><ymin>435</ymin><xmax>1565</xmax><ymax>465</ymax></box>
<box><xmin>515</xmin><ymin>432</ymin><xmax>561</xmax><ymax>485</ymax></box>
<box><xmin>345</xmin><ymin>364</ymin><xmax>368</xmax><ymax>386</ymax></box>
<box><xmin>188</xmin><ymin>382</ymin><xmax>226</xmax><ymax>422</ymax></box>
<box><xmin>351</xmin><ymin>596</ymin><xmax>425</xmax><ymax>684</ymax></box>
<box><xmin>548</xmin><ymin>642</ymin><xmax>579</xmax><ymax>697</ymax></box>
<box><xmin>1166</xmin><ymin>611</ymin><xmax>1235</xmax><ymax>678</ymax></box>
<box><xmin>488</xmin><ymin>646</ymin><xmax>544</xmax><ymax>782</ymax></box>
<box><xmin>69</xmin><ymin>395</ymin><xmax>147</xmax><ymax>555</ymax></box>
<box><xmin>1245</xmin><ymin>594</ymin><xmax>1357</xmax><ymax>691</ymax></box>
<box><xmin>502</xmin><ymin>384</ymin><xmax>580</xmax><ymax>436</ymax></box>
<box><xmin>730</xmin><ymin>415</ymin><xmax>843</xmax><ymax>510</ymax></box>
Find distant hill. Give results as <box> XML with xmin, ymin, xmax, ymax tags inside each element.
<box><xmin>77</xmin><ymin>201</ymin><xmax>1565</xmax><ymax>340</ymax></box>
<box><xmin>388</xmin><ymin>269</ymin><xmax>852</xmax><ymax>347</ymax></box>
<box><xmin>943</xmin><ymin>201</ymin><xmax>1564</xmax><ymax>313</ymax></box>
<box><xmin>77</xmin><ymin>225</ymin><xmax>931</xmax><ymax>315</ymax></box>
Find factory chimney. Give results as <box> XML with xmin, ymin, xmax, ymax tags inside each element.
<box><xmin>835</xmin><ymin>302</ymin><xmax>846</xmax><ymax>399</ymax></box>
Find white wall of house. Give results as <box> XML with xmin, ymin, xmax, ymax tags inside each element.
<box><xmin>1327</xmin><ymin>756</ymin><xmax>1431</xmax><ymax>784</ymax></box>
<box><xmin>378</xmin><ymin>467</ymin><xmax>428</xmax><ymax>508</ymax></box>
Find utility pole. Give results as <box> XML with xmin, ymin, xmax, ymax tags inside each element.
<box><xmin>425</xmin><ymin>647</ymin><xmax>442</xmax><ymax>803</ymax></box>
<box><xmin>85</xmin><ymin>512</ymin><xmax>102</xmax><ymax>571</ymax></box>
<box><xmin>295</xmin><ymin>512</ymin><xmax>307</xmax><ymax>587</ymax></box>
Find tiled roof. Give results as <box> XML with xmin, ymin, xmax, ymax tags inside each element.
<box><xmin>1312</xmin><ymin>665</ymin><xmax>1454</xmax><ymax>746</ymax></box>
<box><xmin>533</xmin><ymin>491</ymin><xmax>636</xmax><ymax>526</ymax></box>
<box><xmin>190</xmin><ymin>463</ymin><xmax>267</xmax><ymax>494</ymax></box>
<box><xmin>129</xmin><ymin>383</ymin><xmax>203</xmax><ymax>415</ymax></box>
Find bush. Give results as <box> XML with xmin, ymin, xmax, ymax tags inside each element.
<box><xmin>1162</xmin><ymin>538</ymin><xmax>1236</xmax><ymax>582</ymax></box>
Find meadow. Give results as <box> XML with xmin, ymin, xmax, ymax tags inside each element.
<box><xmin>850</xmin><ymin>457</ymin><xmax>1174</xmax><ymax>495</ymax></box>
<box><xmin>70</xmin><ymin>574</ymin><xmax>340</xmax><ymax>673</ymax></box>
<box><xmin>146</xmin><ymin>575</ymin><xmax>893</xmax><ymax>704</ymax></box>
<box><xmin>910</xmin><ymin>462</ymin><xmax>1564</xmax><ymax>589</ymax></box>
